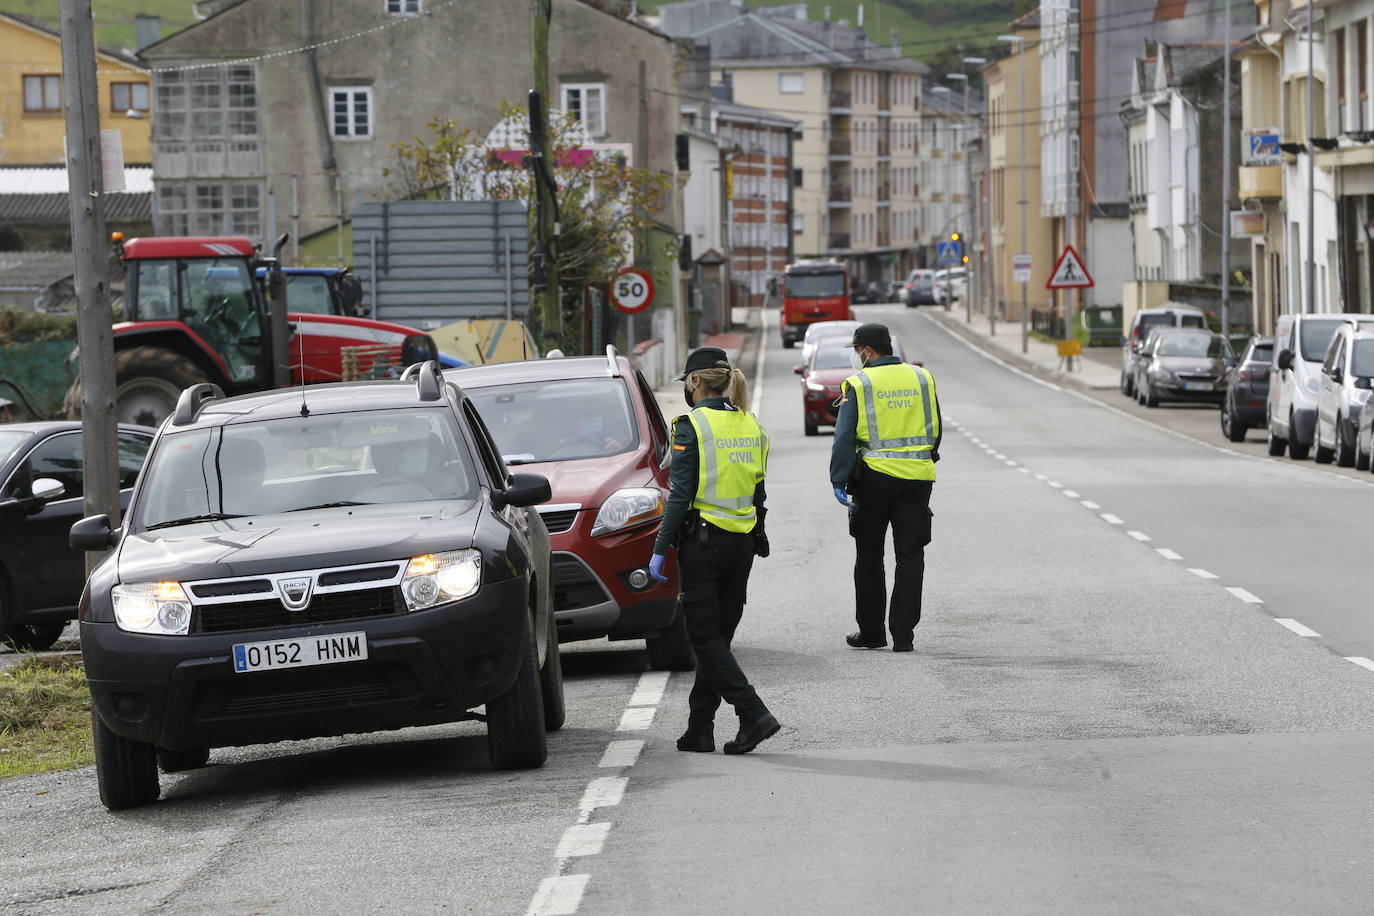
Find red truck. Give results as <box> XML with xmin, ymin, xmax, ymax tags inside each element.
<box><xmin>66</xmin><ymin>235</ymin><xmax>437</xmax><ymax>426</ymax></box>
<box><xmin>779</xmin><ymin>259</ymin><xmax>853</xmax><ymax>349</ymax></box>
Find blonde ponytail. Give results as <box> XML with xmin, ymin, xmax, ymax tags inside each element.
<box><xmin>690</xmin><ymin>366</ymin><xmax>750</xmax><ymax>411</ymax></box>
<box><xmin>727</xmin><ymin>368</ymin><xmax>749</xmax><ymax>412</ymax></box>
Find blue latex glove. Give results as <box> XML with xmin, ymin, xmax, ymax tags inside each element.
<box><xmin>648</xmin><ymin>553</ymin><xmax>668</xmax><ymax>582</ymax></box>
<box><xmin>833</xmin><ymin>487</ymin><xmax>851</xmax><ymax>507</ymax></box>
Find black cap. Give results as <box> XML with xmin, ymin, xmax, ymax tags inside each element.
<box><xmin>676</xmin><ymin>346</ymin><xmax>732</xmax><ymax>380</ymax></box>
<box><xmin>850</xmin><ymin>323</ymin><xmax>891</xmax><ymax>350</ymax></box>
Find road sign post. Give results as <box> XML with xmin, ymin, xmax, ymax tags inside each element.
<box><xmin>611</xmin><ymin>267</ymin><xmax>654</xmax><ymax>315</ymax></box>
<box><xmin>1045</xmin><ymin>246</ymin><xmax>1093</xmax><ymax>372</ymax></box>
<box><xmin>1013</xmin><ymin>253</ymin><xmax>1032</xmax><ymax>284</ymax></box>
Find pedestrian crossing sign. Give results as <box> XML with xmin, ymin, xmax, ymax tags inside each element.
<box><xmin>936</xmin><ymin>240</ymin><xmax>963</xmax><ymax>264</ymax></box>
<box><xmin>1046</xmin><ymin>245</ymin><xmax>1093</xmax><ymax>289</ymax></box>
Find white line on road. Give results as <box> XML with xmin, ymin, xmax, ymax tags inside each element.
<box><xmin>1062</xmin><ymin>490</ymin><xmax>1080</xmax><ymax>498</ymax></box>
<box><xmin>1345</xmin><ymin>656</ymin><xmax>1374</xmax><ymax>671</ymax></box>
<box><xmin>1080</xmin><ymin>500</ymin><xmax>1100</xmax><ymax>509</ymax></box>
<box><xmin>1018</xmin><ymin>467</ymin><xmax>1031</xmax><ymax>473</ymax></box>
<box><xmin>1005</xmin><ymin>460</ymin><xmax>1018</xmax><ymax>467</ymax></box>
<box><xmin>994</xmin><ymin>453</ymin><xmax>1006</xmax><ymax>460</ymax></box>
<box><xmin>1100</xmin><ymin>513</ymin><xmax>1124</xmax><ymax>525</ymax></box>
<box><xmin>754</xmin><ymin>308</ymin><xmax>770</xmax><ymax>417</ymax></box>
<box><xmin>1047</xmin><ymin>481</ymin><xmax>1063</xmax><ymax>489</ymax></box>
<box><xmin>579</xmin><ymin>777</ymin><xmax>628</xmax><ymax>814</ymax></box>
<box><xmin>1188</xmin><ymin>568</ymin><xmax>1218</xmax><ymax>579</ymax></box>
<box><xmin>1274</xmin><ymin>618</ymin><xmax>1320</xmax><ymax>637</ymax></box>
<box><xmin>628</xmin><ymin>671</ymin><xmax>669</xmax><ymax>707</ymax></box>
<box><xmin>556</xmin><ymin>823</ymin><xmax>614</xmax><ymax>859</ymax></box>
<box><xmin>527</xmin><ymin>875</ymin><xmax>590</xmax><ymax>916</ymax></box>
<box><xmin>1226</xmin><ymin>586</ymin><xmax>1264</xmax><ymax>604</ymax></box>
<box><xmin>1126</xmin><ymin>530</ymin><xmax>1152</xmax><ymax>542</ymax></box>
<box><xmin>1034</xmin><ymin>474</ymin><xmax>1048</xmax><ymax>481</ymax></box>
<box><xmin>1155</xmin><ymin>548</ymin><xmax>1182</xmax><ymax>560</ymax></box>
<box><xmin>616</xmin><ymin>706</ymin><xmax>656</xmax><ymax>731</ymax></box>
<box><xmin>597</xmin><ymin>740</ymin><xmax>644</xmax><ymax>769</ymax></box>
<box><xmin>923</xmin><ymin>313</ymin><xmax>1064</xmax><ymax>391</ymax></box>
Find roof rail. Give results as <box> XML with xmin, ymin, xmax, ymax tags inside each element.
<box><xmin>171</xmin><ymin>383</ymin><xmax>224</xmax><ymax>427</ymax></box>
<box><xmin>399</xmin><ymin>362</ymin><xmax>424</xmax><ymax>382</ymax></box>
<box><xmin>413</xmin><ymin>360</ymin><xmax>443</xmax><ymax>401</ymax></box>
<box><xmin>605</xmin><ymin>344</ymin><xmax>621</xmax><ymax>378</ymax></box>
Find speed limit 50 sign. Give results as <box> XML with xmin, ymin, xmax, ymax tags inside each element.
<box><xmin>611</xmin><ymin>268</ymin><xmax>654</xmax><ymax>314</ymax></box>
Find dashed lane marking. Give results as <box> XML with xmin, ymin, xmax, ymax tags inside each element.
<box><xmin>556</xmin><ymin>823</ymin><xmax>614</xmax><ymax>859</ymax></box>
<box><xmin>1034</xmin><ymin>474</ymin><xmax>1048</xmax><ymax>481</ymax></box>
<box><xmin>597</xmin><ymin>740</ymin><xmax>644</xmax><ymax>769</ymax></box>
<box><xmin>1100</xmin><ymin>513</ymin><xmax>1124</xmax><ymax>525</ymax></box>
<box><xmin>528</xmin><ymin>875</ymin><xmax>590</xmax><ymax>916</ymax></box>
<box><xmin>616</xmin><ymin>706</ymin><xmax>656</xmax><ymax>731</ymax></box>
<box><xmin>1346</xmin><ymin>657</ymin><xmax>1374</xmax><ymax>671</ymax></box>
<box><xmin>1062</xmin><ymin>490</ymin><xmax>1080</xmax><ymax>498</ymax></box>
<box><xmin>1080</xmin><ymin>500</ymin><xmax>1100</xmax><ymax>509</ymax></box>
<box><xmin>1126</xmin><ymin>530</ymin><xmax>1152</xmax><ymax>542</ymax></box>
<box><xmin>579</xmin><ymin>776</ymin><xmax>628</xmax><ymax>814</ymax></box>
<box><xmin>1226</xmin><ymin>586</ymin><xmax>1264</xmax><ymax>605</ymax></box>
<box><xmin>1156</xmin><ymin>548</ymin><xmax>1182</xmax><ymax>561</ymax></box>
<box><xmin>1018</xmin><ymin>467</ymin><xmax>1031</xmax><ymax>473</ymax></box>
<box><xmin>628</xmin><ymin>671</ymin><xmax>669</xmax><ymax>707</ymax></box>
<box><xmin>925</xmin><ymin>313</ymin><xmax>1064</xmax><ymax>391</ymax></box>
<box><xmin>1047</xmin><ymin>481</ymin><xmax>1063</xmax><ymax>489</ymax></box>
<box><xmin>1275</xmin><ymin>618</ymin><xmax>1320</xmax><ymax>637</ymax></box>
<box><xmin>1188</xmin><ymin>568</ymin><xmax>1218</xmax><ymax>580</ymax></box>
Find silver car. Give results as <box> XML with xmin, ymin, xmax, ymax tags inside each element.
<box><xmin>1314</xmin><ymin>325</ymin><xmax>1374</xmax><ymax>467</ymax></box>
<box><xmin>1133</xmin><ymin>328</ymin><xmax>1234</xmax><ymax>408</ymax></box>
<box><xmin>1120</xmin><ymin>304</ymin><xmax>1208</xmax><ymax>397</ymax></box>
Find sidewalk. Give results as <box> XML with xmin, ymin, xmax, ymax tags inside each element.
<box><xmin>921</xmin><ymin>307</ymin><xmax>1120</xmax><ymax>390</ymax></box>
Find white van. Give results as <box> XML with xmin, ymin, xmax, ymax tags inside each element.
<box><xmin>1267</xmin><ymin>313</ymin><xmax>1374</xmax><ymax>459</ymax></box>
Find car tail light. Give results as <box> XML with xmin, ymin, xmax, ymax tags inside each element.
<box><xmin>1239</xmin><ymin>366</ymin><xmax>1266</xmax><ymax>381</ymax></box>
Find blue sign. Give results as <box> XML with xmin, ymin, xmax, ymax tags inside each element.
<box><xmin>937</xmin><ymin>240</ymin><xmax>963</xmax><ymax>264</ymax></box>
<box><xmin>1244</xmin><ymin>127</ymin><xmax>1281</xmax><ymax>166</ymax></box>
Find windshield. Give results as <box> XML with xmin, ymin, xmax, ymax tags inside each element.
<box><xmin>286</xmin><ymin>274</ymin><xmax>336</xmax><ymax>315</ymax></box>
<box><xmin>1157</xmin><ymin>335</ymin><xmax>1229</xmax><ymax>358</ymax></box>
<box><xmin>134</xmin><ymin>257</ymin><xmax>262</xmax><ymax>383</ymax></box>
<box><xmin>813</xmin><ymin>340</ymin><xmax>902</xmax><ymax>371</ymax></box>
<box><xmin>0</xmin><ymin>430</ymin><xmax>31</xmax><ymax>467</ymax></box>
<box><xmin>135</xmin><ymin>409</ymin><xmax>475</xmax><ymax>529</ymax></box>
<box><xmin>466</xmin><ymin>378</ymin><xmax>638</xmax><ymax>464</ymax></box>
<box><xmin>786</xmin><ymin>272</ymin><xmax>846</xmax><ymax>298</ymax></box>
<box><xmin>1300</xmin><ymin>319</ymin><xmax>1348</xmax><ymax>362</ymax></box>
<box><xmin>1353</xmin><ymin>339</ymin><xmax>1374</xmax><ymax>377</ymax></box>
<box><xmin>805</xmin><ymin>322</ymin><xmax>859</xmax><ymax>344</ymax></box>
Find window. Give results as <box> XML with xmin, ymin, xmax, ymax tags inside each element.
<box><xmin>779</xmin><ymin>72</ymin><xmax>805</xmax><ymax>94</ymax></box>
<box><xmin>157</xmin><ymin>181</ymin><xmax>261</xmax><ymax>238</ymax></box>
<box><xmin>330</xmin><ymin>87</ymin><xmax>372</xmax><ymax>139</ymax></box>
<box><xmin>386</xmin><ymin>0</ymin><xmax>421</xmax><ymax>12</ymax></box>
<box><xmin>23</xmin><ymin>75</ymin><xmax>61</xmax><ymax>112</ymax></box>
<box><xmin>562</xmin><ymin>83</ymin><xmax>606</xmax><ymax>136</ymax></box>
<box><xmin>793</xmin><ymin>212</ymin><xmax>804</xmax><ymax>233</ymax></box>
<box><xmin>793</xmin><ymin>167</ymin><xmax>803</xmax><ymax>187</ymax></box>
<box><xmin>111</xmin><ymin>81</ymin><xmax>150</xmax><ymax>113</ymax></box>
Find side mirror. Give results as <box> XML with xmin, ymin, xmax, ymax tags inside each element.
<box><xmin>1277</xmin><ymin>349</ymin><xmax>1294</xmax><ymax>371</ymax></box>
<box><xmin>70</xmin><ymin>513</ymin><xmax>118</xmax><ymax>551</ymax></box>
<box><xmin>793</xmin><ymin>364</ymin><xmax>806</xmax><ymax>375</ymax></box>
<box><xmin>30</xmin><ymin>477</ymin><xmax>66</xmax><ymax>504</ymax></box>
<box><xmin>498</xmin><ymin>472</ymin><xmax>552</xmax><ymax>510</ymax></box>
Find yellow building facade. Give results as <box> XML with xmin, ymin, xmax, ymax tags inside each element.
<box><xmin>0</xmin><ymin>13</ymin><xmax>152</xmax><ymax>165</ymax></box>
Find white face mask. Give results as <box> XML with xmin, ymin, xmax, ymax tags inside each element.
<box><xmin>850</xmin><ymin>348</ymin><xmax>867</xmax><ymax>371</ymax></box>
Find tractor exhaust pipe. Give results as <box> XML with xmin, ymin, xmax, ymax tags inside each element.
<box><xmin>265</xmin><ymin>233</ymin><xmax>292</xmax><ymax>388</ymax></box>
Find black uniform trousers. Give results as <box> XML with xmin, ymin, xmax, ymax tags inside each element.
<box><xmin>678</xmin><ymin>526</ymin><xmax>769</xmax><ymax>729</ymax></box>
<box><xmin>851</xmin><ymin>469</ymin><xmax>933</xmax><ymax>644</ymax></box>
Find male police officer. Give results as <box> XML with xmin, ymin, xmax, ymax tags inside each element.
<box><xmin>829</xmin><ymin>323</ymin><xmax>941</xmax><ymax>652</ymax></box>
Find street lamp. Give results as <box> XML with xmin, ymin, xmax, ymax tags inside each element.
<box><xmin>999</xmin><ymin>33</ymin><xmax>1030</xmax><ymax>354</ymax></box>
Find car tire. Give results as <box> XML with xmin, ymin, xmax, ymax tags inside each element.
<box><xmin>1357</xmin><ymin>435</ymin><xmax>1371</xmax><ymax>472</ymax></box>
<box><xmin>781</xmin><ymin>338</ymin><xmax>795</xmax><ymax>350</ymax></box>
<box><xmin>66</xmin><ymin>346</ymin><xmax>208</xmax><ymax>427</ymax></box>
<box><xmin>1289</xmin><ymin>413</ymin><xmax>1311</xmax><ymax>461</ymax></box>
<box><xmin>1143</xmin><ymin>385</ymin><xmax>1159</xmax><ymax>408</ymax></box>
<box><xmin>1120</xmin><ymin>371</ymin><xmax>1134</xmax><ymax>397</ymax></box>
<box><xmin>3</xmin><ymin>621</ymin><xmax>65</xmax><ymax>652</ymax></box>
<box><xmin>486</xmin><ymin>615</ymin><xmax>547</xmax><ymax>770</ymax></box>
<box><xmin>1335</xmin><ymin>419</ymin><xmax>1356</xmax><ymax>467</ymax></box>
<box><xmin>1220</xmin><ymin>401</ymin><xmax>1247</xmax><ymax>442</ymax></box>
<box><xmin>539</xmin><ymin>603</ymin><xmax>566</xmax><ymax>733</ymax></box>
<box><xmin>804</xmin><ymin>421</ymin><xmax>818</xmax><ymax>437</ymax></box>
<box><xmin>92</xmin><ymin>709</ymin><xmax>160</xmax><ymax>810</ymax></box>
<box><xmin>157</xmin><ymin>747</ymin><xmax>210</xmax><ymax>773</ymax></box>
<box><xmin>1267</xmin><ymin>424</ymin><xmax>1288</xmax><ymax>456</ymax></box>
<box><xmin>646</xmin><ymin>600</ymin><xmax>696</xmax><ymax>672</ymax></box>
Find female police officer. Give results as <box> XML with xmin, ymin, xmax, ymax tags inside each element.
<box><xmin>648</xmin><ymin>346</ymin><xmax>780</xmax><ymax>755</ymax></box>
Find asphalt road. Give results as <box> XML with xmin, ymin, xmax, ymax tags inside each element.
<box><xmin>3</xmin><ymin>305</ymin><xmax>1372</xmax><ymax>914</ymax></box>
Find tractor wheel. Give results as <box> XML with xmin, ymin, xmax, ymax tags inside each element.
<box><xmin>66</xmin><ymin>347</ymin><xmax>208</xmax><ymax>427</ymax></box>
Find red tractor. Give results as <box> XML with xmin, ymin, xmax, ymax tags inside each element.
<box><xmin>66</xmin><ymin>235</ymin><xmax>438</xmax><ymax>426</ymax></box>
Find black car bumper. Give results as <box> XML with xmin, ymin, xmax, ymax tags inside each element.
<box><xmin>82</xmin><ymin>576</ymin><xmax>528</xmax><ymax>750</ymax></box>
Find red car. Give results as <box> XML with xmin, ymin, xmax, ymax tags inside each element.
<box><xmin>797</xmin><ymin>334</ymin><xmax>909</xmax><ymax>436</ymax></box>
<box><xmin>446</xmin><ymin>348</ymin><xmax>694</xmax><ymax>670</ymax></box>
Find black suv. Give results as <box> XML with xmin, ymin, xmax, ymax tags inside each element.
<box><xmin>72</xmin><ymin>363</ymin><xmax>560</xmax><ymax>810</ymax></box>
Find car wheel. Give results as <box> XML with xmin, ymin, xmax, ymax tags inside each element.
<box><xmin>539</xmin><ymin>602</ymin><xmax>565</xmax><ymax>733</ymax></box>
<box><xmin>486</xmin><ymin>615</ymin><xmax>547</xmax><ymax>770</ymax></box>
<box><xmin>646</xmin><ymin>600</ymin><xmax>696</xmax><ymax>672</ymax></box>
<box><xmin>1120</xmin><ymin>371</ymin><xmax>1134</xmax><ymax>397</ymax></box>
<box><xmin>1220</xmin><ymin>401</ymin><xmax>1246</xmax><ymax>442</ymax></box>
<box><xmin>1335</xmin><ymin>419</ymin><xmax>1356</xmax><ymax>467</ymax></box>
<box><xmin>157</xmin><ymin>747</ymin><xmax>210</xmax><ymax>773</ymax></box>
<box><xmin>4</xmin><ymin>621</ymin><xmax>65</xmax><ymax>652</ymax></box>
<box><xmin>1143</xmin><ymin>384</ymin><xmax>1159</xmax><ymax>408</ymax></box>
<box><xmin>1357</xmin><ymin>432</ymin><xmax>1371</xmax><ymax>471</ymax></box>
<box><xmin>1289</xmin><ymin>413</ymin><xmax>1311</xmax><ymax>461</ymax></box>
<box><xmin>92</xmin><ymin>709</ymin><xmax>160</xmax><ymax>810</ymax></box>
<box><xmin>1267</xmin><ymin>423</ymin><xmax>1288</xmax><ymax>456</ymax></box>
<box><xmin>804</xmin><ymin>420</ymin><xmax>819</xmax><ymax>437</ymax></box>
<box><xmin>781</xmin><ymin>338</ymin><xmax>795</xmax><ymax>350</ymax></box>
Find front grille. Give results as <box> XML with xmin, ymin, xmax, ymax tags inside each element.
<box><xmin>551</xmin><ymin>553</ymin><xmax>611</xmax><ymax>612</ymax></box>
<box><xmin>191</xmin><ymin>579</ymin><xmax>273</xmax><ymax>599</ymax></box>
<box><xmin>538</xmin><ymin>509</ymin><xmax>579</xmax><ymax>534</ymax></box>
<box><xmin>193</xmin><ymin>586</ymin><xmax>406</xmax><ymax>634</ymax></box>
<box><xmin>1176</xmin><ymin>373</ymin><xmax>1219</xmax><ymax>382</ymax></box>
<box><xmin>318</xmin><ymin>565</ymin><xmax>400</xmax><ymax>587</ymax></box>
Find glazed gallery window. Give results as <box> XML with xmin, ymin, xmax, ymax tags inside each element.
<box><xmin>561</xmin><ymin>83</ymin><xmax>606</xmax><ymax>136</ymax></box>
<box><xmin>386</xmin><ymin>0</ymin><xmax>421</xmax><ymax>12</ymax></box>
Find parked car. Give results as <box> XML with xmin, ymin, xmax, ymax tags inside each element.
<box><xmin>446</xmin><ymin>348</ymin><xmax>693</xmax><ymax>670</ymax></box>
<box><xmin>797</xmin><ymin>335</ymin><xmax>909</xmax><ymax>436</ymax></box>
<box><xmin>1119</xmin><ymin>304</ymin><xmax>1208</xmax><ymax>397</ymax></box>
<box><xmin>903</xmin><ymin>269</ymin><xmax>937</xmax><ymax>307</ymax></box>
<box><xmin>0</xmin><ymin>422</ymin><xmax>153</xmax><ymax>650</ymax></box>
<box><xmin>1313</xmin><ymin>326</ymin><xmax>1374</xmax><ymax>466</ymax></box>
<box><xmin>1220</xmin><ymin>336</ymin><xmax>1273</xmax><ymax>442</ymax></box>
<box><xmin>1267</xmin><ymin>313</ymin><xmax>1374</xmax><ymax>460</ymax></box>
<box><xmin>801</xmin><ymin>319</ymin><xmax>863</xmax><ymax>368</ymax></box>
<box><xmin>932</xmin><ymin>267</ymin><xmax>968</xmax><ymax>304</ymax></box>
<box><xmin>1132</xmin><ymin>328</ymin><xmax>1233</xmax><ymax>408</ymax></box>
<box><xmin>72</xmin><ymin>364</ymin><xmax>559</xmax><ymax>810</ymax></box>
<box><xmin>1355</xmin><ymin>381</ymin><xmax>1374</xmax><ymax>471</ymax></box>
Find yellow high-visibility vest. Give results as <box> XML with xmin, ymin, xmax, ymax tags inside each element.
<box><xmin>686</xmin><ymin>406</ymin><xmax>768</xmax><ymax>533</ymax></box>
<box><xmin>846</xmin><ymin>362</ymin><xmax>938</xmax><ymax>481</ymax></box>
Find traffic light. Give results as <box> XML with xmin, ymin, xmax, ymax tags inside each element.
<box><xmin>950</xmin><ymin>232</ymin><xmax>961</xmax><ymax>242</ymax></box>
<box><xmin>962</xmin><ymin>255</ymin><xmax>969</xmax><ymax>264</ymax></box>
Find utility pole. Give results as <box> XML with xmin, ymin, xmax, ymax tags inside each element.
<box><xmin>1220</xmin><ymin>0</ymin><xmax>1232</xmax><ymax>338</ymax></box>
<box><xmin>530</xmin><ymin>0</ymin><xmax>559</xmax><ymax>349</ymax></box>
<box><xmin>1000</xmin><ymin>33</ymin><xmax>1030</xmax><ymax>353</ymax></box>
<box><xmin>59</xmin><ymin>0</ymin><xmax>120</xmax><ymax>560</ymax></box>
<box><xmin>1065</xmin><ymin>4</ymin><xmax>1077</xmax><ymax>366</ymax></box>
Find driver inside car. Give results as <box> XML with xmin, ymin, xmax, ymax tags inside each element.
<box><xmin>361</xmin><ymin>438</ymin><xmax>436</xmax><ymax>502</ymax></box>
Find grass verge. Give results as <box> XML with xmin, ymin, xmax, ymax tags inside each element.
<box><xmin>0</xmin><ymin>655</ymin><xmax>93</xmax><ymax>779</ymax></box>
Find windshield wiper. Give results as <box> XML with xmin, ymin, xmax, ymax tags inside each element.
<box><xmin>284</xmin><ymin>501</ymin><xmax>367</xmax><ymax>512</ymax></box>
<box><xmin>145</xmin><ymin>513</ymin><xmax>246</xmax><ymax>530</ymax></box>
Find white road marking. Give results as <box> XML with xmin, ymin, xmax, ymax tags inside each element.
<box><xmin>1275</xmin><ymin>618</ymin><xmax>1319</xmax><ymax>637</ymax></box>
<box><xmin>1062</xmin><ymin>489</ymin><xmax>1080</xmax><ymax>498</ymax></box>
<box><xmin>1018</xmin><ymin>467</ymin><xmax>1031</xmax><ymax>473</ymax></box>
<box><xmin>1126</xmin><ymin>530</ymin><xmax>1152</xmax><ymax>542</ymax></box>
<box><xmin>1047</xmin><ymin>481</ymin><xmax>1063</xmax><ymax>489</ymax></box>
<box><xmin>556</xmin><ymin>822</ymin><xmax>613</xmax><ymax>858</ymax></box>
<box><xmin>527</xmin><ymin>875</ymin><xmax>590</xmax><ymax>916</ymax></box>
<box><xmin>755</xmin><ymin>308</ymin><xmax>769</xmax><ymax>416</ymax></box>
<box><xmin>1226</xmin><ymin>587</ymin><xmax>1264</xmax><ymax>604</ymax></box>
<box><xmin>1100</xmin><ymin>513</ymin><xmax>1124</xmax><ymax>525</ymax></box>
<box><xmin>1188</xmin><ymin>568</ymin><xmax>1218</xmax><ymax>579</ymax></box>
<box><xmin>1005</xmin><ymin>460</ymin><xmax>1018</xmax><ymax>467</ymax></box>
<box><xmin>616</xmin><ymin>706</ymin><xmax>657</xmax><ymax>731</ymax></box>
<box><xmin>1034</xmin><ymin>474</ymin><xmax>1048</xmax><ymax>481</ymax></box>
<box><xmin>994</xmin><ymin>453</ymin><xmax>1006</xmax><ymax>460</ymax></box>
<box><xmin>1080</xmin><ymin>500</ymin><xmax>1100</xmax><ymax>509</ymax></box>
<box><xmin>598</xmin><ymin>740</ymin><xmax>644</xmax><ymax>769</ymax></box>
<box><xmin>1345</xmin><ymin>656</ymin><xmax>1374</xmax><ymax>671</ymax></box>
<box><xmin>921</xmin><ymin>313</ymin><xmax>1064</xmax><ymax>391</ymax></box>
<box><xmin>628</xmin><ymin>671</ymin><xmax>669</xmax><ymax>707</ymax></box>
<box><xmin>1155</xmin><ymin>548</ymin><xmax>1182</xmax><ymax>560</ymax></box>
<box><xmin>579</xmin><ymin>777</ymin><xmax>628</xmax><ymax>814</ymax></box>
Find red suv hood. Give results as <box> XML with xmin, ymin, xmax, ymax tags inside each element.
<box><xmin>514</xmin><ymin>449</ymin><xmax>660</xmax><ymax>511</ymax></box>
<box><xmin>807</xmin><ymin>367</ymin><xmax>852</xmax><ymax>387</ymax></box>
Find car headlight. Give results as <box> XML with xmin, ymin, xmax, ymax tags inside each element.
<box><xmin>805</xmin><ymin>379</ymin><xmax>827</xmax><ymax>392</ymax></box>
<box><xmin>403</xmin><ymin>549</ymin><xmax>481</xmax><ymax>611</ymax></box>
<box><xmin>112</xmin><ymin>581</ymin><xmax>192</xmax><ymax>635</ymax></box>
<box><xmin>1149</xmin><ymin>366</ymin><xmax>1174</xmax><ymax>380</ymax></box>
<box><xmin>591</xmin><ymin>488</ymin><xmax>665</xmax><ymax>537</ymax></box>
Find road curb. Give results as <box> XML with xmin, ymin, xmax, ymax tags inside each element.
<box><xmin>919</xmin><ymin>309</ymin><xmax>1115</xmax><ymax>394</ymax></box>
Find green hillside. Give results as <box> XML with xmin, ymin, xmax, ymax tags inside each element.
<box><xmin>1</xmin><ymin>0</ymin><xmax>197</xmax><ymax>54</ymax></box>
<box><xmin>641</xmin><ymin>0</ymin><xmax>1017</xmax><ymax>67</ymax></box>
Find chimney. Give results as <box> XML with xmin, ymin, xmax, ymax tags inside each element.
<box><xmin>857</xmin><ymin>4</ymin><xmax>864</xmax><ymax>31</ymax></box>
<box><xmin>135</xmin><ymin>14</ymin><xmax>161</xmax><ymax>50</ymax></box>
<box><xmin>890</xmin><ymin>28</ymin><xmax>899</xmax><ymax>51</ymax></box>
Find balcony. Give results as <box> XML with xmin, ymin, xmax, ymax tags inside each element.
<box><xmin>828</xmin><ymin>233</ymin><xmax>851</xmax><ymax>250</ymax></box>
<box><xmin>829</xmin><ymin>185</ymin><xmax>853</xmax><ymax>205</ymax></box>
<box><xmin>877</xmin><ymin>182</ymin><xmax>891</xmax><ymax>200</ymax></box>
<box><xmin>828</xmin><ymin>137</ymin><xmax>852</xmax><ymax>157</ymax></box>
<box><xmin>829</xmin><ymin>90</ymin><xmax>852</xmax><ymax>111</ymax></box>
<box><xmin>877</xmin><ymin>138</ymin><xmax>891</xmax><ymax>157</ymax></box>
<box><xmin>1239</xmin><ymin>164</ymin><xmax>1282</xmax><ymax>199</ymax></box>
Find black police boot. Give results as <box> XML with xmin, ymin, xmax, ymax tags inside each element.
<box><xmin>723</xmin><ymin>713</ymin><xmax>781</xmax><ymax>755</ymax></box>
<box><xmin>677</xmin><ymin>728</ymin><xmax>715</xmax><ymax>753</ymax></box>
<box><xmin>846</xmin><ymin>632</ymin><xmax>888</xmax><ymax>649</ymax></box>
